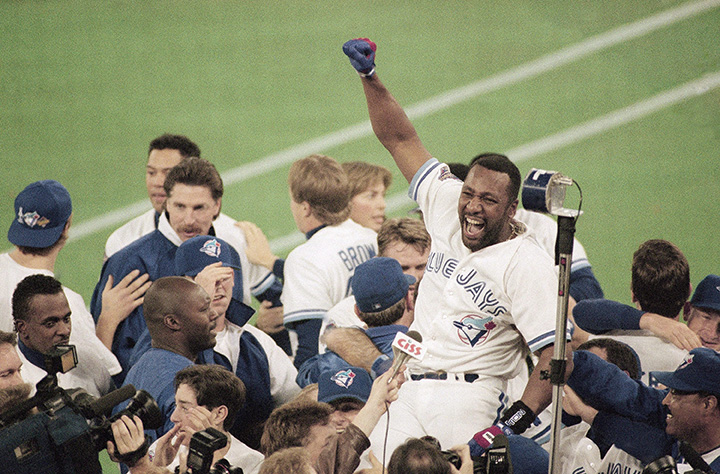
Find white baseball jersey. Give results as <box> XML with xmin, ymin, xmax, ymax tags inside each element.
<box><xmin>369</xmin><ymin>159</ymin><xmax>567</xmax><ymax>457</ymax></box>
<box><xmin>409</xmin><ymin>159</ymin><xmax>562</xmax><ymax>375</ymax></box>
<box><xmin>156</xmin><ymin>213</ymin><xmax>279</xmax><ymax>303</ymax></box>
<box><xmin>514</xmin><ymin>208</ymin><xmax>591</xmax><ymax>273</ymax></box>
<box><xmin>589</xmin><ymin>330</ymin><xmax>687</xmax><ymax>387</ymax></box>
<box><xmin>104</xmin><ymin>208</ymin><xmax>157</xmax><ymax>259</ymax></box>
<box><xmin>214</xmin><ymin>321</ymin><xmax>300</xmax><ymax>406</ymax></box>
<box><xmin>282</xmin><ymin>219</ymin><xmax>378</xmax><ymax>325</ymax></box>
<box><xmin>0</xmin><ymin>252</ymin><xmax>121</xmax><ymax>377</ymax></box>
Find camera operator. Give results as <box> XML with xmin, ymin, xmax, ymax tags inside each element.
<box><xmin>388</xmin><ymin>438</ymin><xmax>473</xmax><ymax>474</ymax></box>
<box><xmin>0</xmin><ymin>330</ymin><xmax>33</xmax><ymax>415</ymax></box>
<box><xmin>12</xmin><ymin>274</ymin><xmax>115</xmax><ymax>397</ymax></box>
<box><xmin>567</xmin><ymin>347</ymin><xmax>720</xmax><ymax>471</ymax></box>
<box><xmin>149</xmin><ymin>364</ymin><xmax>263</xmax><ymax>474</ymax></box>
<box><xmin>109</xmin><ymin>414</ymin><xmax>169</xmax><ymax>474</ymax></box>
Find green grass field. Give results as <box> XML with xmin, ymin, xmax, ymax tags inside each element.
<box><xmin>2</xmin><ymin>1</ymin><xmax>720</xmax><ymax>471</ymax></box>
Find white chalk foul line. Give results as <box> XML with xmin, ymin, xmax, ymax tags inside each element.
<box><xmin>68</xmin><ymin>0</ymin><xmax>720</xmax><ymax>243</ymax></box>
<box><xmin>267</xmin><ymin>70</ymin><xmax>720</xmax><ymax>253</ymax></box>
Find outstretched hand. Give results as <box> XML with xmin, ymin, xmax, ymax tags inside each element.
<box><xmin>640</xmin><ymin>312</ymin><xmax>702</xmax><ymax>351</ymax></box>
<box><xmin>342</xmin><ymin>38</ymin><xmax>377</xmax><ymax>76</ymax></box>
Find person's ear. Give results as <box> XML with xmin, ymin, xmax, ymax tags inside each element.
<box><xmin>214</xmin><ymin>405</ymin><xmax>228</xmax><ymax>427</ymax></box>
<box><xmin>164</xmin><ymin>314</ymin><xmax>181</xmax><ymax>330</ymax></box>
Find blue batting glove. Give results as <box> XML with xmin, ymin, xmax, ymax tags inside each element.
<box><xmin>468</xmin><ymin>422</ymin><xmax>513</xmax><ymax>457</ymax></box>
<box><xmin>342</xmin><ymin>38</ymin><xmax>377</xmax><ymax>76</ymax></box>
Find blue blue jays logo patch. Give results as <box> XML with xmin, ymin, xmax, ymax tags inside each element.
<box><xmin>331</xmin><ymin>369</ymin><xmax>356</xmax><ymax>389</ymax></box>
<box><xmin>17</xmin><ymin>207</ymin><xmax>50</xmax><ymax>228</ymax></box>
<box><xmin>200</xmin><ymin>238</ymin><xmax>222</xmax><ymax>258</ymax></box>
<box><xmin>453</xmin><ymin>314</ymin><xmax>497</xmax><ymax>347</ymax></box>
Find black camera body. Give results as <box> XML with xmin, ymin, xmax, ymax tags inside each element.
<box><xmin>423</xmin><ymin>434</ymin><xmax>512</xmax><ymax>474</ymax></box>
<box><xmin>185</xmin><ymin>428</ymin><xmax>244</xmax><ymax>474</ymax></box>
<box><xmin>0</xmin><ymin>345</ymin><xmax>161</xmax><ymax>474</ymax></box>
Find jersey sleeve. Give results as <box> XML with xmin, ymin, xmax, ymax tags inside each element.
<box><xmin>567</xmin><ymin>350</ymin><xmax>667</xmax><ymax>425</ymax></box>
<box><xmin>572</xmin><ymin>299</ymin><xmax>644</xmax><ymax>334</ymax></box>
<box><xmin>589</xmin><ymin>411</ymin><xmax>673</xmax><ymax>463</ymax></box>
<box><xmin>91</xmin><ymin>252</ymin><xmax>151</xmax><ymax>380</ymax></box>
<box><xmin>408</xmin><ymin>159</ymin><xmax>463</xmax><ymax>235</ymax></box>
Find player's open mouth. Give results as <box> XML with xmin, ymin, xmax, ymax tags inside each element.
<box><xmin>463</xmin><ymin>216</ymin><xmax>485</xmax><ymax>238</ymax></box>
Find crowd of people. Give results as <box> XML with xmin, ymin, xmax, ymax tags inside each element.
<box><xmin>0</xmin><ymin>37</ymin><xmax>718</xmax><ymax>474</ymax></box>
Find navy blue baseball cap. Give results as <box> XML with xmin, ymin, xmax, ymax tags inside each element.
<box><xmin>174</xmin><ymin>236</ymin><xmax>241</xmax><ymax>277</ymax></box>
<box><xmin>690</xmin><ymin>274</ymin><xmax>720</xmax><ymax>313</ymax></box>
<box><xmin>318</xmin><ymin>367</ymin><xmax>372</xmax><ymax>404</ymax></box>
<box><xmin>352</xmin><ymin>257</ymin><xmax>416</xmax><ymax>313</ymax></box>
<box><xmin>8</xmin><ymin>180</ymin><xmax>72</xmax><ymax>248</ymax></box>
<box><xmin>653</xmin><ymin>347</ymin><xmax>720</xmax><ymax>395</ymax></box>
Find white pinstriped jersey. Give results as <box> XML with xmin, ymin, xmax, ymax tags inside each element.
<box><xmin>408</xmin><ymin>159</ymin><xmax>565</xmax><ymax>376</ymax></box>
<box><xmin>282</xmin><ymin>219</ymin><xmax>377</xmax><ymax>325</ymax></box>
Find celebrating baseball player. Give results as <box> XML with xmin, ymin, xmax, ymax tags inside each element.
<box><xmin>342</xmin><ymin>38</ymin><xmax>572</xmax><ymax>459</ymax></box>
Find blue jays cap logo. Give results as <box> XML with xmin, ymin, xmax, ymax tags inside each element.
<box><xmin>17</xmin><ymin>207</ymin><xmax>50</xmax><ymax>228</ymax></box>
<box><xmin>330</xmin><ymin>369</ymin><xmax>356</xmax><ymax>389</ymax></box>
<box><xmin>678</xmin><ymin>354</ymin><xmax>694</xmax><ymax>370</ymax></box>
<box><xmin>200</xmin><ymin>238</ymin><xmax>222</xmax><ymax>258</ymax></box>
<box><xmin>454</xmin><ymin>314</ymin><xmax>497</xmax><ymax>347</ymax></box>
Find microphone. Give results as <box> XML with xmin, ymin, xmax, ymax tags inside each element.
<box><xmin>87</xmin><ymin>384</ymin><xmax>137</xmax><ymax>418</ymax></box>
<box><xmin>388</xmin><ymin>330</ymin><xmax>424</xmax><ymax>382</ymax></box>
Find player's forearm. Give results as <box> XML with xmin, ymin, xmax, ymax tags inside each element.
<box><xmin>323</xmin><ymin>327</ymin><xmax>382</xmax><ymax>373</ymax></box>
<box><xmin>360</xmin><ymin>75</ymin><xmax>431</xmax><ymax>183</ymax></box>
<box><xmin>96</xmin><ymin>314</ymin><xmax>120</xmax><ymax>350</ymax></box>
<box><xmin>519</xmin><ymin>346</ymin><xmax>556</xmax><ymax>415</ymax></box>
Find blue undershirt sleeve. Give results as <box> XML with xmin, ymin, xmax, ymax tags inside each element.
<box><xmin>573</xmin><ymin>299</ymin><xmax>645</xmax><ymax>334</ymax></box>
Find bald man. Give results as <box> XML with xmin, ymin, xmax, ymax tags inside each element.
<box><xmin>120</xmin><ymin>277</ymin><xmax>221</xmax><ymax>444</ymax></box>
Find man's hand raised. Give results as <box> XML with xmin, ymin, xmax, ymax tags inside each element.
<box><xmin>343</xmin><ymin>38</ymin><xmax>377</xmax><ymax>76</ymax></box>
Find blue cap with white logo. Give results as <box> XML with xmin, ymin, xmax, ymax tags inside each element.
<box><xmin>318</xmin><ymin>367</ymin><xmax>372</xmax><ymax>404</ymax></box>
<box><xmin>690</xmin><ymin>274</ymin><xmax>720</xmax><ymax>313</ymax></box>
<box><xmin>174</xmin><ymin>235</ymin><xmax>241</xmax><ymax>277</ymax></box>
<box><xmin>8</xmin><ymin>180</ymin><xmax>72</xmax><ymax>249</ymax></box>
<box><xmin>653</xmin><ymin>347</ymin><xmax>720</xmax><ymax>395</ymax></box>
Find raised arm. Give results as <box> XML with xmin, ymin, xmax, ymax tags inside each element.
<box><xmin>343</xmin><ymin>39</ymin><xmax>432</xmax><ymax>183</ymax></box>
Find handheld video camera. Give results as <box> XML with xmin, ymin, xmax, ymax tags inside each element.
<box><xmin>423</xmin><ymin>435</ymin><xmax>513</xmax><ymax>474</ymax></box>
<box><xmin>0</xmin><ymin>344</ymin><xmax>162</xmax><ymax>474</ymax></box>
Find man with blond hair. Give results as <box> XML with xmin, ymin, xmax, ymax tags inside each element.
<box><xmin>341</xmin><ymin>161</ymin><xmax>392</xmax><ymax>232</ymax></box>
<box><xmin>283</xmin><ymin>154</ymin><xmax>377</xmax><ymax>368</ymax></box>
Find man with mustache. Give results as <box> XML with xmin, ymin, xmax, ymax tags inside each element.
<box><xmin>92</xmin><ymin>157</ymin><xmax>282</xmax><ymax>383</ymax></box>
<box><xmin>12</xmin><ymin>274</ymin><xmax>115</xmax><ymax>397</ymax></box>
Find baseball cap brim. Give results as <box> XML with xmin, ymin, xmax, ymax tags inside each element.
<box><xmin>652</xmin><ymin>371</ymin><xmax>698</xmax><ymax>392</ymax></box>
<box><xmin>183</xmin><ymin>262</ymin><xmax>242</xmax><ymax>277</ymax></box>
<box><xmin>319</xmin><ymin>393</ymin><xmax>368</xmax><ymax>404</ymax></box>
<box><xmin>8</xmin><ymin>220</ymin><xmax>66</xmax><ymax>248</ymax></box>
